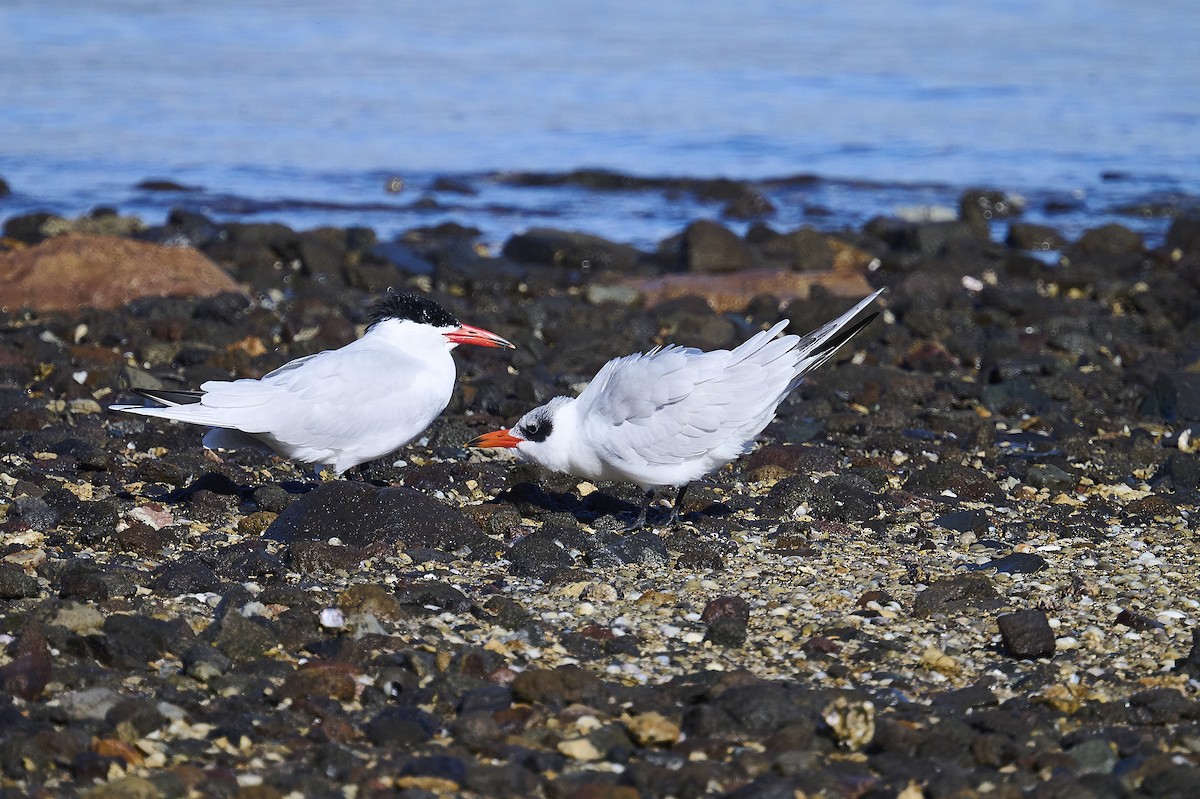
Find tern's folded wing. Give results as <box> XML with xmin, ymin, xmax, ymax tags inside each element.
<box><xmin>223</xmin><ymin>344</ymin><xmax>449</xmax><ymax>449</ymax></box>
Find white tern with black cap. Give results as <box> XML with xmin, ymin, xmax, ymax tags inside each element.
<box><xmin>113</xmin><ymin>291</ymin><xmax>514</xmax><ymax>474</ymax></box>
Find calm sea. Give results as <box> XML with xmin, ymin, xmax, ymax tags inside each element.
<box><xmin>1</xmin><ymin>0</ymin><xmax>1197</xmax><ymax>249</ymax></box>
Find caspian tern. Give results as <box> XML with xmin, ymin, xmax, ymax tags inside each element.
<box><xmin>113</xmin><ymin>291</ymin><xmax>514</xmax><ymax>474</ymax></box>
<box><xmin>472</xmin><ymin>289</ymin><xmax>883</xmax><ymax>528</ymax></box>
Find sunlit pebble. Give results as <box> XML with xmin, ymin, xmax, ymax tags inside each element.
<box><xmin>961</xmin><ymin>275</ymin><xmax>985</xmax><ymax>292</ymax></box>
<box><xmin>320</xmin><ymin>608</ymin><xmax>345</xmax><ymax>628</ymax></box>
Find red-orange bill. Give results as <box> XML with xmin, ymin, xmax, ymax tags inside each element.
<box><xmin>469</xmin><ymin>429</ymin><xmax>523</xmax><ymax>448</ymax></box>
<box><xmin>445</xmin><ymin>324</ymin><xmax>515</xmax><ymax>349</ymax></box>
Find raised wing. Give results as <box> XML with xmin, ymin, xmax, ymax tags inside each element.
<box><xmin>575</xmin><ymin>320</ymin><xmax>801</xmax><ymax>467</ymax></box>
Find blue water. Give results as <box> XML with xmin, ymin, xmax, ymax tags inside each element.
<box><xmin>1</xmin><ymin>0</ymin><xmax>1197</xmax><ymax>249</ymax></box>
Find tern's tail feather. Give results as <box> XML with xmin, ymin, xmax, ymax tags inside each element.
<box><xmin>110</xmin><ymin>388</ymin><xmax>242</xmax><ymax>429</ymax></box>
<box><xmin>789</xmin><ymin>287</ymin><xmax>884</xmax><ymax>386</ymax></box>
<box><xmin>123</xmin><ymin>388</ymin><xmax>205</xmax><ymax>407</ymax></box>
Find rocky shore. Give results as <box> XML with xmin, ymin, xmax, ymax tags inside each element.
<box><xmin>1</xmin><ymin>177</ymin><xmax>1199</xmax><ymax>798</ymax></box>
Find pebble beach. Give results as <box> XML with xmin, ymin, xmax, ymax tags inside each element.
<box><xmin>0</xmin><ymin>174</ymin><xmax>1199</xmax><ymax>797</ymax></box>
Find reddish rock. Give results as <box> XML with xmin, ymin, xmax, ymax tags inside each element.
<box><xmin>0</xmin><ymin>619</ymin><xmax>51</xmax><ymax>700</ymax></box>
<box><xmin>701</xmin><ymin>596</ymin><xmax>750</xmax><ymax>624</ymax></box>
<box><xmin>603</xmin><ymin>267</ymin><xmax>874</xmax><ymax>313</ymax></box>
<box><xmin>0</xmin><ymin>233</ymin><xmax>241</xmax><ymax>312</ymax></box>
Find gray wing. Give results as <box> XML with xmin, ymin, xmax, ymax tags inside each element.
<box><xmin>575</xmin><ymin>321</ymin><xmax>801</xmax><ymax>467</ymax></box>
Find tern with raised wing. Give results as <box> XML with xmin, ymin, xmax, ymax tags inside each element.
<box><xmin>472</xmin><ymin>289</ymin><xmax>883</xmax><ymax>527</ymax></box>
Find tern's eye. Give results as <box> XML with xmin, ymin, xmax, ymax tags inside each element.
<box><xmin>521</xmin><ymin>418</ymin><xmax>552</xmax><ymax>443</ymax></box>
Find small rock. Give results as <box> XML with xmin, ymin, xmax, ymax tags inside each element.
<box><xmin>1167</xmin><ymin>453</ymin><xmax>1200</xmax><ymax>491</ymax></box>
<box><xmin>207</xmin><ymin>611</ymin><xmax>278</xmax><ymax>662</ymax></box>
<box><xmin>722</xmin><ymin>191</ymin><xmax>776</xmax><ymax>220</ymax></box>
<box><xmin>0</xmin><ymin>563</ymin><xmax>39</xmax><ymax>599</ymax></box>
<box><xmin>0</xmin><ymin>620</ymin><xmax>51</xmax><ymax>700</ymax></box>
<box><xmin>904</xmin><ymin>463</ymin><xmax>1005</xmax><ymax>504</ymax></box>
<box><xmin>701</xmin><ymin>596</ymin><xmax>750</xmax><ymax>624</ymax></box>
<box><xmin>366</xmin><ymin>707</ymin><xmax>438</xmax><ymax>747</ymax></box>
<box><xmin>506</xmin><ymin>527</ymin><xmax>578</xmax><ymax>581</ymax></box>
<box><xmin>961</xmin><ymin>188</ymin><xmax>1023</xmax><ymax>228</ymax></box>
<box><xmin>511</xmin><ymin>665</ymin><xmax>604</xmax><ymax>707</ymax></box>
<box><xmin>502</xmin><ymin>227</ymin><xmax>645</xmax><ymax>272</ymax></box>
<box><xmin>394</xmin><ymin>580</ymin><xmax>472</xmax><ymax>616</ymax></box>
<box><xmin>557</xmin><ymin>737</ymin><xmax>604</xmax><ymax>761</ymax></box>
<box><xmin>1025</xmin><ymin>463</ymin><xmax>1078</xmax><ymax>492</ymax></box>
<box><xmin>912</xmin><ymin>574</ymin><xmax>1001</xmax><ymax>618</ymax></box>
<box><xmin>680</xmin><ymin>219</ymin><xmax>756</xmax><ymax>273</ymax></box>
<box><xmin>58</xmin><ymin>687</ymin><xmax>125</xmax><ymax>722</ymax></box>
<box><xmin>595</xmin><ymin>530</ymin><xmax>668</xmax><ymax>567</ymax></box>
<box><xmin>704</xmin><ymin>617</ymin><xmax>748</xmax><ymax>647</ymax></box>
<box><xmin>932</xmin><ymin>509</ymin><xmax>990</xmax><ymax>533</ymax></box>
<box><xmin>967</xmin><ymin>552</ymin><xmax>1048</xmax><ymax>575</ymax></box>
<box><xmin>1006</xmin><ymin>222</ymin><xmax>1065</xmax><ymax>251</ymax></box>
<box><xmin>1143</xmin><ymin>372</ymin><xmax>1200</xmax><ymax>422</ymax></box>
<box><xmin>624</xmin><ymin>711</ymin><xmax>681</xmax><ymax>747</ymax></box>
<box><xmin>997</xmin><ymin>609</ymin><xmax>1056</xmax><ymax>658</ymax></box>
<box><xmin>1075</xmin><ymin>223</ymin><xmax>1143</xmax><ymax>254</ymax></box>
<box><xmin>338</xmin><ymin>584</ymin><xmax>404</xmax><ymax>621</ymax></box>
<box><xmin>1066</xmin><ymin>738</ymin><xmax>1118</xmax><ymax>775</ymax></box>
<box><xmin>1114</xmin><ymin>608</ymin><xmax>1163</xmax><ymax>631</ymax></box>
<box><xmin>1166</xmin><ymin>214</ymin><xmax>1200</xmax><ymax>256</ymax></box>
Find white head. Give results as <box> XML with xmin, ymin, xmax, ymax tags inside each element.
<box><xmin>470</xmin><ymin>395</ymin><xmax>578</xmax><ymax>472</ymax></box>
<box><xmin>366</xmin><ymin>291</ymin><xmax>514</xmax><ymax>350</ymax></box>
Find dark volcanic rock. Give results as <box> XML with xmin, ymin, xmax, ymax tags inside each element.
<box><xmin>594</xmin><ymin>529</ymin><xmax>669</xmax><ymax>568</ymax></box>
<box><xmin>912</xmin><ymin>574</ymin><xmax>1002</xmax><ymax>618</ymax></box>
<box><xmin>704</xmin><ymin>617</ymin><xmax>748</xmax><ymax>647</ymax></box>
<box><xmin>701</xmin><ymin>596</ymin><xmax>751</xmax><ymax>624</ymax></box>
<box><xmin>904</xmin><ymin>463</ymin><xmax>1005</xmax><ymax>504</ymax></box>
<box><xmin>501</xmin><ymin>227</ymin><xmax>645</xmax><ymax>273</ymax></box>
<box><xmin>960</xmin><ymin>188</ymin><xmax>1022</xmax><ymax>228</ymax></box>
<box><xmin>1075</xmin><ymin>223</ymin><xmax>1143</xmax><ymax>254</ymax></box>
<box><xmin>1006</xmin><ymin>222</ymin><xmax>1065</xmax><ymax>251</ymax></box>
<box><xmin>1167</xmin><ymin>214</ymin><xmax>1200</xmax><ymax>255</ymax></box>
<box><xmin>263</xmin><ymin>481</ymin><xmax>499</xmax><ymax>558</ymax></box>
<box><xmin>1142</xmin><ymin>371</ymin><xmax>1200</xmax><ymax>422</ymax></box>
<box><xmin>932</xmin><ymin>509</ymin><xmax>990</xmax><ymax>533</ymax></box>
<box><xmin>0</xmin><ymin>564</ymin><xmax>40</xmax><ymax>599</ymax></box>
<box><xmin>0</xmin><ymin>620</ymin><xmax>51</xmax><ymax>701</ymax></box>
<box><xmin>680</xmin><ymin>219</ymin><xmax>756</xmax><ymax>273</ymax></box>
<box><xmin>512</xmin><ymin>665</ymin><xmax>605</xmax><ymax>708</ymax></box>
<box><xmin>997</xmin><ymin>609</ymin><xmax>1056</xmax><ymax>658</ymax></box>
<box><xmin>366</xmin><ymin>706</ymin><xmax>438</xmax><ymax>747</ymax></box>
<box><xmin>967</xmin><ymin>552</ymin><xmax>1048</xmax><ymax>575</ymax></box>
<box><xmin>506</xmin><ymin>524</ymin><xmax>582</xmax><ymax>581</ymax></box>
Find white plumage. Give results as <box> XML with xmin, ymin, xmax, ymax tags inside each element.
<box><xmin>473</xmin><ymin>289</ymin><xmax>883</xmax><ymax>525</ymax></box>
<box><xmin>112</xmin><ymin>292</ymin><xmax>513</xmax><ymax>474</ymax></box>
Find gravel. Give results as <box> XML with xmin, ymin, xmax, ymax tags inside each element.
<box><xmin>0</xmin><ymin>189</ymin><xmax>1198</xmax><ymax>796</ymax></box>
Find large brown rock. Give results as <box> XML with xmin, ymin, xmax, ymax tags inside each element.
<box><xmin>594</xmin><ymin>267</ymin><xmax>874</xmax><ymax>313</ymax></box>
<box><xmin>0</xmin><ymin>233</ymin><xmax>241</xmax><ymax>312</ymax></box>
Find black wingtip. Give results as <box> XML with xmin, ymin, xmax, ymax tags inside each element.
<box><xmin>132</xmin><ymin>388</ymin><xmax>204</xmax><ymax>406</ymax></box>
<box><xmin>812</xmin><ymin>311</ymin><xmax>879</xmax><ymax>359</ymax></box>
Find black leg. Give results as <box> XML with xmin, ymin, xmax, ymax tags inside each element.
<box><xmin>667</xmin><ymin>484</ymin><xmax>689</xmax><ymax>528</ymax></box>
<box><xmin>625</xmin><ymin>489</ymin><xmax>655</xmax><ymax>532</ymax></box>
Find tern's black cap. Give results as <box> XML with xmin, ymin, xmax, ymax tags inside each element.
<box><xmin>368</xmin><ymin>291</ymin><xmax>459</xmax><ymax>331</ymax></box>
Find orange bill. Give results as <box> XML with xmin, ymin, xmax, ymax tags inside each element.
<box><xmin>444</xmin><ymin>324</ymin><xmax>515</xmax><ymax>349</ymax></box>
<box><xmin>469</xmin><ymin>429</ymin><xmax>524</xmax><ymax>448</ymax></box>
